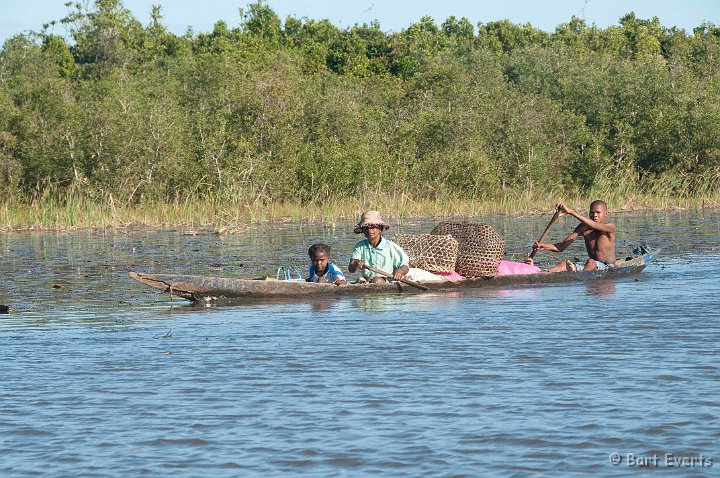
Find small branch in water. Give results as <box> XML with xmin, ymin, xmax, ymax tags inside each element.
<box><xmin>153</xmin><ymin>330</ymin><xmax>172</xmax><ymax>339</ymax></box>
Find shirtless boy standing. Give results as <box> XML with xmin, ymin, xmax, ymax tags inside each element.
<box><xmin>530</xmin><ymin>200</ymin><xmax>616</xmax><ymax>272</ymax></box>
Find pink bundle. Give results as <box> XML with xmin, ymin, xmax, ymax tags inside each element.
<box><xmin>497</xmin><ymin>260</ymin><xmax>541</xmax><ymax>275</ymax></box>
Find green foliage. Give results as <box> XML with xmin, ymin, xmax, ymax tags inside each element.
<box><xmin>41</xmin><ymin>34</ymin><xmax>76</xmax><ymax>77</ymax></box>
<box><xmin>1</xmin><ymin>0</ymin><xmax>719</xmax><ymax>217</ymax></box>
<box><xmin>477</xmin><ymin>20</ymin><xmax>549</xmax><ymax>54</ymax></box>
<box><xmin>243</xmin><ymin>1</ymin><xmax>282</xmax><ymax>42</ymax></box>
<box><xmin>618</xmin><ymin>13</ymin><xmax>664</xmax><ymax>59</ymax></box>
<box><xmin>67</xmin><ymin>0</ymin><xmax>145</xmax><ymax>77</ymax></box>
<box><xmin>389</xmin><ymin>16</ymin><xmax>449</xmax><ymax>78</ymax></box>
<box><xmin>0</xmin><ymin>84</ymin><xmax>21</xmax><ymax>196</ymax></box>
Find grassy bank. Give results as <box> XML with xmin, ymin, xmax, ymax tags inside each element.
<box><xmin>2</xmin><ymin>187</ymin><xmax>719</xmax><ymax>232</ymax></box>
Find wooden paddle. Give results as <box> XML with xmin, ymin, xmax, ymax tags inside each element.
<box><xmin>528</xmin><ymin>208</ymin><xmax>561</xmax><ymax>259</ymax></box>
<box><xmin>361</xmin><ymin>264</ymin><xmax>429</xmax><ymax>291</ymax></box>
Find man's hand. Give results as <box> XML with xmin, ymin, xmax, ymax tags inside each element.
<box><xmin>348</xmin><ymin>259</ymin><xmax>364</xmax><ymax>273</ymax></box>
<box><xmin>392</xmin><ymin>265</ymin><xmax>409</xmax><ymax>281</ymax></box>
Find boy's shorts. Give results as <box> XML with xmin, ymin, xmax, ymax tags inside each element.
<box><xmin>575</xmin><ymin>261</ymin><xmax>613</xmax><ymax>272</ymax></box>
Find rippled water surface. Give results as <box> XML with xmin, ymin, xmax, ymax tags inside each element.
<box><xmin>1</xmin><ymin>210</ymin><xmax>719</xmax><ymax>477</ymax></box>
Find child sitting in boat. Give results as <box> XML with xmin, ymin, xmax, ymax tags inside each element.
<box><xmin>348</xmin><ymin>211</ymin><xmax>410</xmax><ymax>284</ymax></box>
<box><xmin>307</xmin><ymin>244</ymin><xmax>347</xmax><ymax>284</ymax></box>
<box><xmin>529</xmin><ymin>200</ymin><xmax>616</xmax><ymax>272</ymax></box>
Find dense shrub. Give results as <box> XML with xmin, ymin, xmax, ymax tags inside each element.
<box><xmin>1</xmin><ymin>1</ymin><xmax>718</xmax><ymax>203</ymax></box>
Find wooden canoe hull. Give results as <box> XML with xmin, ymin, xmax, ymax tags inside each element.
<box><xmin>129</xmin><ymin>251</ymin><xmax>658</xmax><ymax>303</ymax></box>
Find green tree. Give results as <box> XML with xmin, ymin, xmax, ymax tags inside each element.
<box><xmin>243</xmin><ymin>1</ymin><xmax>282</xmax><ymax>43</ymax></box>
<box><xmin>477</xmin><ymin>19</ymin><xmax>548</xmax><ymax>54</ymax></box>
<box><xmin>41</xmin><ymin>34</ymin><xmax>76</xmax><ymax>77</ymax></box>
<box><xmin>619</xmin><ymin>12</ymin><xmax>664</xmax><ymax>59</ymax></box>
<box><xmin>389</xmin><ymin>16</ymin><xmax>447</xmax><ymax>78</ymax></box>
<box><xmin>68</xmin><ymin>0</ymin><xmax>145</xmax><ymax>77</ymax></box>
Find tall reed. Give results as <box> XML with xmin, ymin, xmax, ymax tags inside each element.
<box><xmin>2</xmin><ymin>185</ymin><xmax>719</xmax><ymax>232</ymax></box>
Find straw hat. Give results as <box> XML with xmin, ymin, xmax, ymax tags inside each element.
<box><xmin>353</xmin><ymin>210</ymin><xmax>390</xmax><ymax>234</ymax></box>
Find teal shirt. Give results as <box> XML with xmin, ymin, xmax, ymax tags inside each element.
<box><xmin>351</xmin><ymin>237</ymin><xmax>409</xmax><ymax>280</ymax></box>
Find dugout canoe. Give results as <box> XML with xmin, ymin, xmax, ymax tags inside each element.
<box><xmin>128</xmin><ymin>250</ymin><xmax>659</xmax><ymax>303</ymax></box>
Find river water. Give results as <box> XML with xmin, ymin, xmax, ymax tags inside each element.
<box><xmin>1</xmin><ymin>210</ymin><xmax>719</xmax><ymax>477</ymax></box>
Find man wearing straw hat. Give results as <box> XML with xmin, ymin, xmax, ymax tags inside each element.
<box><xmin>348</xmin><ymin>211</ymin><xmax>410</xmax><ymax>284</ymax></box>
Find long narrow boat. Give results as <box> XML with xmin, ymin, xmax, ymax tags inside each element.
<box><xmin>129</xmin><ymin>250</ymin><xmax>659</xmax><ymax>303</ymax></box>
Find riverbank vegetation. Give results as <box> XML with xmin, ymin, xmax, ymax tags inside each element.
<box><xmin>1</xmin><ymin>1</ymin><xmax>719</xmax><ymax>230</ymax></box>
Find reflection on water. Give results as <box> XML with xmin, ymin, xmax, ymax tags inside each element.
<box><xmin>349</xmin><ymin>292</ymin><xmax>476</xmax><ymax>314</ymax></box>
<box><xmin>310</xmin><ymin>301</ymin><xmax>332</xmax><ymax>312</ymax></box>
<box><xmin>495</xmin><ymin>287</ymin><xmax>543</xmax><ymax>299</ymax></box>
<box><xmin>585</xmin><ymin>279</ymin><xmax>617</xmax><ymax>296</ymax></box>
<box><xmin>1</xmin><ymin>210</ymin><xmax>720</xmax><ymax>476</ymax></box>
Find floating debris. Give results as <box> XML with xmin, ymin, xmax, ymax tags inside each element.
<box><xmin>153</xmin><ymin>330</ymin><xmax>173</xmax><ymax>339</ymax></box>
<box><xmin>215</xmin><ymin>226</ymin><xmax>248</xmax><ymax>235</ymax></box>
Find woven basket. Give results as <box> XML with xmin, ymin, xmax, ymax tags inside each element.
<box><xmin>392</xmin><ymin>234</ymin><xmax>459</xmax><ymax>273</ymax></box>
<box><xmin>430</xmin><ymin>222</ymin><xmax>505</xmax><ymax>277</ymax></box>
